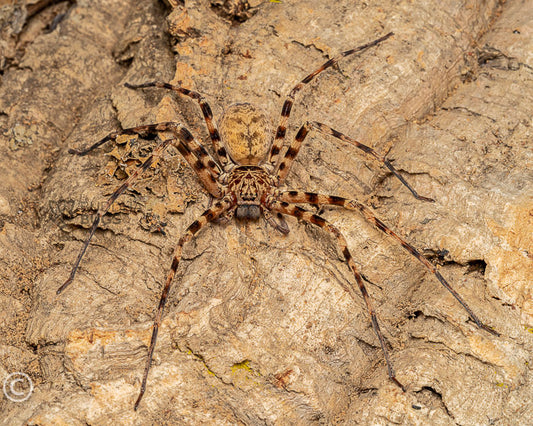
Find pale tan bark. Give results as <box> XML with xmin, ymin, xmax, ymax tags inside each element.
<box><xmin>0</xmin><ymin>0</ymin><xmax>531</xmax><ymax>424</ymax></box>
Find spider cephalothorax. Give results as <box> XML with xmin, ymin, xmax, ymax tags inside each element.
<box><xmin>58</xmin><ymin>32</ymin><xmax>498</xmax><ymax>410</ymax></box>
<box><xmin>226</xmin><ymin>165</ymin><xmax>275</xmax><ymax>220</ymax></box>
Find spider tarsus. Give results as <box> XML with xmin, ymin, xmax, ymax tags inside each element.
<box><xmin>124</xmin><ymin>82</ymin><xmax>153</xmax><ymax>90</ymax></box>
<box><xmin>397</xmin><ymin>180</ymin><xmax>435</xmax><ymax>203</ymax></box>
<box><xmin>478</xmin><ymin>322</ymin><xmax>500</xmax><ymax>337</ymax></box>
<box><xmin>392</xmin><ymin>376</ymin><xmax>406</xmax><ymax>392</ymax></box>
<box><xmin>466</xmin><ymin>314</ymin><xmax>499</xmax><ymax>336</ymax></box>
<box><xmin>381</xmin><ymin>159</ymin><xmax>436</xmax><ymax>202</ymax></box>
<box><xmin>360</xmin><ymin>273</ymin><xmax>381</xmax><ymax>289</ymax></box>
<box><xmin>400</xmin><ymin>182</ymin><xmax>435</xmax><ymax>203</ymax></box>
<box><xmin>68</xmin><ymin>148</ymin><xmax>88</xmax><ymax>156</ymax></box>
<box><xmin>361</xmin><ymin>31</ymin><xmax>394</xmax><ymax>52</ymax></box>
<box><xmin>56</xmin><ymin>277</ymin><xmax>73</xmax><ymax>294</ymax></box>
<box><xmin>415</xmin><ymin>194</ymin><xmax>435</xmax><ymax>203</ymax></box>
<box><xmin>134</xmin><ymin>393</ymin><xmax>143</xmax><ymax>411</ymax></box>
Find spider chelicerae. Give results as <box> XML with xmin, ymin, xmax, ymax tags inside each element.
<box><xmin>57</xmin><ymin>32</ymin><xmax>498</xmax><ymax>410</ymax></box>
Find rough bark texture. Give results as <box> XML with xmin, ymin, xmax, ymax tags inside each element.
<box><xmin>0</xmin><ymin>0</ymin><xmax>531</xmax><ymax>424</ymax></box>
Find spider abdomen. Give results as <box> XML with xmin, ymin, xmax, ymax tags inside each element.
<box><xmin>218</xmin><ymin>103</ymin><xmax>271</xmax><ymax>165</ymax></box>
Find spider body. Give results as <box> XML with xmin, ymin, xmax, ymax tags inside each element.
<box><xmin>58</xmin><ymin>32</ymin><xmax>498</xmax><ymax>411</ymax></box>
<box><xmin>218</xmin><ymin>103</ymin><xmax>277</xmax><ymax>222</ymax></box>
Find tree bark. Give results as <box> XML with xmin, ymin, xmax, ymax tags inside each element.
<box><xmin>0</xmin><ymin>0</ymin><xmax>531</xmax><ymax>424</ymax></box>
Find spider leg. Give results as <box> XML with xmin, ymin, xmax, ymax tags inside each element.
<box><xmin>263</xmin><ymin>209</ymin><xmax>290</xmax><ymax>234</ymax></box>
<box><xmin>59</xmin><ymin>124</ymin><xmax>226</xmax><ymax>293</ymax></box>
<box><xmin>58</xmin><ymin>136</ymin><xmax>175</xmax><ymax>294</ymax></box>
<box><xmin>207</xmin><ymin>194</ymin><xmax>236</xmax><ymax>225</ymax></box>
<box><xmin>125</xmin><ymin>82</ymin><xmax>230</xmax><ymax>169</ymax></box>
<box><xmin>268</xmin><ymin>32</ymin><xmax>394</xmax><ymax>169</ymax></box>
<box><xmin>266</xmin><ymin>199</ymin><xmax>405</xmax><ymax>390</ymax></box>
<box><xmin>277</xmin><ymin>191</ymin><xmax>499</xmax><ymax>336</ymax></box>
<box><xmin>276</xmin><ymin>121</ymin><xmax>434</xmax><ymax>202</ymax></box>
<box><xmin>134</xmin><ymin>195</ymin><xmax>235</xmax><ymax>410</ymax></box>
<box><xmin>70</xmin><ymin>122</ymin><xmax>223</xmax><ymax>196</ymax></box>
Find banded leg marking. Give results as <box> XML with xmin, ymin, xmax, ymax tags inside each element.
<box><xmin>125</xmin><ymin>82</ymin><xmax>230</xmax><ymax>168</ymax></box>
<box><xmin>278</xmin><ymin>191</ymin><xmax>499</xmax><ymax>336</ymax></box>
<box><xmin>276</xmin><ymin>121</ymin><xmax>434</xmax><ymax>202</ymax></box>
<box><xmin>268</xmin><ymin>200</ymin><xmax>404</xmax><ymax>390</ymax></box>
<box><xmin>58</xmin><ymin>137</ymin><xmax>175</xmax><ymax>294</ymax></box>
<box><xmin>70</xmin><ymin>122</ymin><xmax>222</xmax><ymax>197</ymax></box>
<box><xmin>134</xmin><ymin>195</ymin><xmax>235</xmax><ymax>410</ymax></box>
<box><xmin>268</xmin><ymin>32</ymin><xmax>394</xmax><ymax>168</ymax></box>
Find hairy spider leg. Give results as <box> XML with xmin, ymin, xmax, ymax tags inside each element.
<box><xmin>276</xmin><ymin>121</ymin><xmax>434</xmax><ymax>201</ymax></box>
<box><xmin>58</xmin><ymin>136</ymin><xmax>172</xmax><ymax>293</ymax></box>
<box><xmin>268</xmin><ymin>32</ymin><xmax>394</xmax><ymax>169</ymax></box>
<box><xmin>134</xmin><ymin>195</ymin><xmax>235</xmax><ymax>410</ymax></box>
<box><xmin>277</xmin><ymin>191</ymin><xmax>499</xmax><ymax>336</ymax></box>
<box><xmin>74</xmin><ymin>122</ymin><xmax>222</xmax><ymax>193</ymax></box>
<box><xmin>125</xmin><ymin>82</ymin><xmax>230</xmax><ymax>169</ymax></box>
<box><xmin>58</xmin><ymin>123</ymin><xmax>223</xmax><ymax>294</ymax></box>
<box><xmin>267</xmin><ymin>199</ymin><xmax>405</xmax><ymax>390</ymax></box>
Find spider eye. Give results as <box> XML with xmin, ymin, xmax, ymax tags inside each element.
<box><xmin>218</xmin><ymin>103</ymin><xmax>271</xmax><ymax>166</ymax></box>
